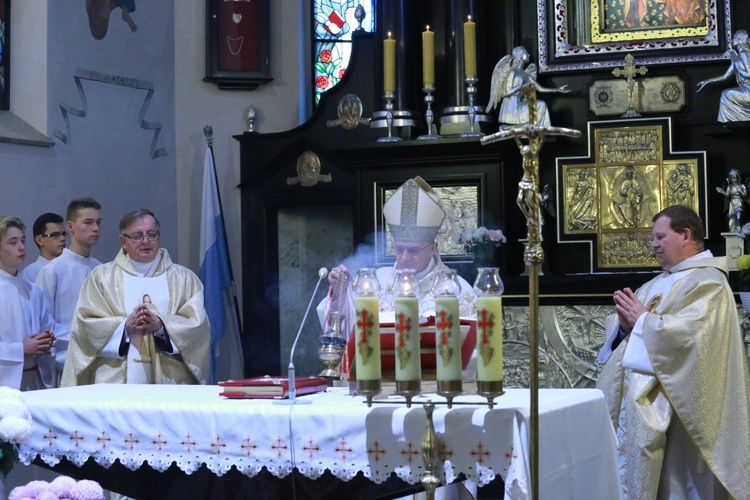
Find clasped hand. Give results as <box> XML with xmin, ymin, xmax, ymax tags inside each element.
<box><xmin>24</xmin><ymin>329</ymin><xmax>56</xmax><ymax>356</ymax></box>
<box><xmin>126</xmin><ymin>304</ymin><xmax>163</xmax><ymax>335</ymax></box>
<box><xmin>613</xmin><ymin>287</ymin><xmax>648</xmax><ymax>333</ymax></box>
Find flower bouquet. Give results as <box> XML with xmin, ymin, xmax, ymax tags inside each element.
<box><xmin>456</xmin><ymin>227</ymin><xmax>506</xmax><ymax>264</ymax></box>
<box><xmin>0</xmin><ymin>387</ymin><xmax>32</xmax><ymax>478</ymax></box>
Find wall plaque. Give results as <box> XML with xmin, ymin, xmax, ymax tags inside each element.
<box><xmin>588</xmin><ymin>76</ymin><xmax>686</xmax><ymax>117</ymax></box>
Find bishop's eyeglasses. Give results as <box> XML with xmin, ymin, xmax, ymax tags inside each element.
<box><xmin>121</xmin><ymin>230</ymin><xmax>160</xmax><ymax>242</ymax></box>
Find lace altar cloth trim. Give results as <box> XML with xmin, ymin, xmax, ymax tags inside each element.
<box><xmin>17</xmin><ymin>385</ymin><xmax>618</xmax><ymax>497</ymax></box>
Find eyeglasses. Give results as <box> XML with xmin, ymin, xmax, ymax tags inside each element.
<box><xmin>392</xmin><ymin>241</ymin><xmax>434</xmax><ymax>257</ymax></box>
<box><xmin>121</xmin><ymin>230</ymin><xmax>160</xmax><ymax>243</ymax></box>
<box><xmin>40</xmin><ymin>231</ymin><xmax>67</xmax><ymax>239</ymax></box>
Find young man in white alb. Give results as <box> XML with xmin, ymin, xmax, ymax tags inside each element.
<box><xmin>36</xmin><ymin>198</ymin><xmax>102</xmax><ymax>386</ymax></box>
<box><xmin>20</xmin><ymin>212</ymin><xmax>66</xmax><ymax>284</ymax></box>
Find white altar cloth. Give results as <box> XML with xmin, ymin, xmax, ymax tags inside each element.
<box><xmin>18</xmin><ymin>384</ymin><xmax>620</xmax><ymax>499</ymax></box>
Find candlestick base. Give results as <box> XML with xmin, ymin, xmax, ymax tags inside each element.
<box><xmin>476</xmin><ymin>380</ymin><xmax>504</xmax><ymax>409</ymax></box>
<box><xmin>437</xmin><ymin>380</ymin><xmax>463</xmax><ymax>408</ymax></box>
<box><xmin>395</xmin><ymin>380</ymin><xmax>421</xmax><ymax>408</ymax></box>
<box><xmin>460</xmin><ymin>77</ymin><xmax>484</xmax><ymax>138</ymax></box>
<box><xmin>376</xmin><ymin>94</ymin><xmax>403</xmax><ymax>143</ymax></box>
<box><xmin>356</xmin><ymin>379</ymin><xmax>382</xmax><ymax>407</ymax></box>
<box><xmin>418</xmin><ymin>87</ymin><xmax>442</xmax><ymax>140</ymax></box>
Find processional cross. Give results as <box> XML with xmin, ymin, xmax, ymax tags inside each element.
<box><xmin>480</xmin><ymin>83</ymin><xmax>580</xmax><ymax>500</ymax></box>
<box><xmin>612</xmin><ymin>53</ymin><xmax>648</xmax><ymax>118</ymax></box>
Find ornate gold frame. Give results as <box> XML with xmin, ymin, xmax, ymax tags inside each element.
<box><xmin>537</xmin><ymin>0</ymin><xmax>731</xmax><ymax>72</ymax></box>
<box><xmin>590</xmin><ymin>0</ymin><xmax>710</xmax><ymax>43</ymax></box>
<box><xmin>557</xmin><ymin>118</ymin><xmax>706</xmax><ymax>270</ymax></box>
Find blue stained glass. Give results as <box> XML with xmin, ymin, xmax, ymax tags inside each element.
<box><xmin>313</xmin><ymin>0</ymin><xmax>374</xmax><ymax>103</ymax></box>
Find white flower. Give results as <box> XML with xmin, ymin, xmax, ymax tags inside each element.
<box><xmin>0</xmin><ymin>387</ymin><xmax>22</xmax><ymax>400</ymax></box>
<box><xmin>0</xmin><ymin>398</ymin><xmax>31</xmax><ymax>421</ymax></box>
<box><xmin>0</xmin><ymin>416</ymin><xmax>33</xmax><ymax>444</ymax></box>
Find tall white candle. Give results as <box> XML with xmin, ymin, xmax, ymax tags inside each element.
<box><xmin>435</xmin><ymin>296</ymin><xmax>462</xmax><ymax>380</ymax></box>
<box><xmin>394</xmin><ymin>296</ymin><xmax>420</xmax><ymax>381</ymax></box>
<box><xmin>475</xmin><ymin>296</ymin><xmax>503</xmax><ymax>382</ymax></box>
<box><xmin>354</xmin><ymin>295</ymin><xmax>381</xmax><ymax>381</ymax></box>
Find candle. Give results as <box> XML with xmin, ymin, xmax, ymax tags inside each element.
<box><xmin>435</xmin><ymin>296</ymin><xmax>462</xmax><ymax>381</ymax></box>
<box><xmin>475</xmin><ymin>295</ymin><xmax>503</xmax><ymax>381</ymax></box>
<box><xmin>383</xmin><ymin>32</ymin><xmax>396</xmax><ymax>94</ymax></box>
<box><xmin>463</xmin><ymin>16</ymin><xmax>477</xmax><ymax>79</ymax></box>
<box><xmin>422</xmin><ymin>26</ymin><xmax>435</xmax><ymax>88</ymax></box>
<box><xmin>394</xmin><ymin>296</ymin><xmax>420</xmax><ymax>381</ymax></box>
<box><xmin>354</xmin><ymin>295</ymin><xmax>381</xmax><ymax>381</ymax></box>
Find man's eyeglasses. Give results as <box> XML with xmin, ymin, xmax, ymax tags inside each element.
<box><xmin>392</xmin><ymin>242</ymin><xmax>434</xmax><ymax>257</ymax></box>
<box><xmin>40</xmin><ymin>232</ymin><xmax>67</xmax><ymax>239</ymax></box>
<box><xmin>121</xmin><ymin>231</ymin><xmax>160</xmax><ymax>243</ymax></box>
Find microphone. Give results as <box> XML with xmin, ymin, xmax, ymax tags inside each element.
<box><xmin>275</xmin><ymin>267</ymin><xmax>328</xmax><ymax>405</ymax></box>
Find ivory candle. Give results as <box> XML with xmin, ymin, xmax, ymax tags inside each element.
<box><xmin>422</xmin><ymin>26</ymin><xmax>435</xmax><ymax>88</ymax></box>
<box><xmin>435</xmin><ymin>296</ymin><xmax>462</xmax><ymax>381</ymax></box>
<box><xmin>354</xmin><ymin>295</ymin><xmax>381</xmax><ymax>381</ymax></box>
<box><xmin>475</xmin><ymin>295</ymin><xmax>503</xmax><ymax>381</ymax></box>
<box><xmin>383</xmin><ymin>33</ymin><xmax>396</xmax><ymax>94</ymax></box>
<box><xmin>394</xmin><ymin>296</ymin><xmax>420</xmax><ymax>381</ymax></box>
<box><xmin>463</xmin><ymin>16</ymin><xmax>477</xmax><ymax>79</ymax></box>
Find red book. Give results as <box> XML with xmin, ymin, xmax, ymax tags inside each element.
<box><xmin>219</xmin><ymin>375</ymin><xmax>328</xmax><ymax>399</ymax></box>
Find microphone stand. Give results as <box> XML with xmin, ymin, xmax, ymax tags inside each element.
<box><xmin>274</xmin><ymin>268</ymin><xmax>328</xmax><ymax>405</ymax></box>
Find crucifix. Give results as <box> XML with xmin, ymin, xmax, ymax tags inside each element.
<box><xmin>481</xmin><ymin>83</ymin><xmax>581</xmax><ymax>500</ymax></box>
<box><xmin>612</xmin><ymin>53</ymin><xmax>648</xmax><ymax>118</ymax></box>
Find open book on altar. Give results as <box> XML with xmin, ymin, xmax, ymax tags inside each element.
<box><xmin>346</xmin><ymin>313</ymin><xmax>477</xmax><ymax>371</ymax></box>
<box><xmin>219</xmin><ymin>376</ymin><xmax>328</xmax><ymax>399</ymax></box>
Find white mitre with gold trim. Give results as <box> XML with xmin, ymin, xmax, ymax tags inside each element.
<box><xmin>383</xmin><ymin>176</ymin><xmax>446</xmax><ymax>242</ymax></box>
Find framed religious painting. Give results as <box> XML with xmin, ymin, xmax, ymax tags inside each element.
<box><xmin>204</xmin><ymin>0</ymin><xmax>272</xmax><ymax>90</ymax></box>
<box><xmin>537</xmin><ymin>0</ymin><xmax>732</xmax><ymax>72</ymax></box>
<box><xmin>0</xmin><ymin>0</ymin><xmax>8</xmax><ymax>110</ymax></box>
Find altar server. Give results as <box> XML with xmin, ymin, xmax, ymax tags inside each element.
<box><xmin>0</xmin><ymin>216</ymin><xmax>56</xmax><ymax>390</ymax></box>
<box><xmin>597</xmin><ymin>204</ymin><xmax>750</xmax><ymax>499</ymax></box>
<box><xmin>19</xmin><ymin>212</ymin><xmax>66</xmax><ymax>284</ymax></box>
<box><xmin>61</xmin><ymin>209</ymin><xmax>210</xmax><ymax>386</ymax></box>
<box><xmin>36</xmin><ymin>198</ymin><xmax>102</xmax><ymax>385</ymax></box>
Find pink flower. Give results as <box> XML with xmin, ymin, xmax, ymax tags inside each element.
<box><xmin>319</xmin><ymin>50</ymin><xmax>333</xmax><ymax>63</ymax></box>
<box><xmin>69</xmin><ymin>480</ymin><xmax>105</xmax><ymax>500</ymax></box>
<box><xmin>315</xmin><ymin>75</ymin><xmax>330</xmax><ymax>89</ymax></box>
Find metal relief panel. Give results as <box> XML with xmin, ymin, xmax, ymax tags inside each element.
<box><xmin>563</xmin><ymin>165</ymin><xmax>598</xmax><ymax>233</ymax></box>
<box><xmin>663</xmin><ymin>160</ymin><xmax>698</xmax><ymax>208</ymax></box>
<box><xmin>503</xmin><ymin>304</ymin><xmax>610</xmax><ymax>389</ymax></box>
<box><xmin>600</xmin><ymin>164</ymin><xmax>661</xmax><ymax>230</ymax></box>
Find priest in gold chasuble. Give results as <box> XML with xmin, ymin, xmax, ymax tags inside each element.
<box><xmin>61</xmin><ymin>209</ymin><xmax>210</xmax><ymax>386</ymax></box>
<box><xmin>597</xmin><ymin>205</ymin><xmax>750</xmax><ymax>499</ymax></box>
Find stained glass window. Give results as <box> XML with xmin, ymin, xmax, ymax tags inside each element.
<box><xmin>313</xmin><ymin>0</ymin><xmax>375</xmax><ymax>104</ymax></box>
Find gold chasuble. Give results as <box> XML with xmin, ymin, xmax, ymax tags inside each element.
<box><xmin>61</xmin><ymin>249</ymin><xmax>210</xmax><ymax>386</ymax></box>
<box><xmin>598</xmin><ymin>257</ymin><xmax>750</xmax><ymax>499</ymax></box>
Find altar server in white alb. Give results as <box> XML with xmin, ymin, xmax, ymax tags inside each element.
<box><xmin>19</xmin><ymin>212</ymin><xmax>66</xmax><ymax>284</ymax></box>
<box><xmin>36</xmin><ymin>198</ymin><xmax>102</xmax><ymax>385</ymax></box>
<box><xmin>597</xmin><ymin>205</ymin><xmax>750</xmax><ymax>499</ymax></box>
<box><xmin>0</xmin><ymin>216</ymin><xmax>56</xmax><ymax>390</ymax></box>
<box><xmin>61</xmin><ymin>209</ymin><xmax>210</xmax><ymax>386</ymax></box>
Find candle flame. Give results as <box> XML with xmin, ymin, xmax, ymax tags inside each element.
<box><xmin>426</xmin><ymin>25</ymin><xmax>430</xmax><ymax>31</ymax></box>
<box><xmin>468</xmin><ymin>15</ymin><xmax>472</xmax><ymax>21</ymax></box>
<box><xmin>388</xmin><ymin>31</ymin><xmax>392</xmax><ymax>38</ymax></box>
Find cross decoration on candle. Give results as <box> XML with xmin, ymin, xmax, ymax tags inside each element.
<box><xmin>356</xmin><ymin>307</ymin><xmax>375</xmax><ymax>363</ymax></box>
<box><xmin>435</xmin><ymin>309</ymin><xmax>454</xmax><ymax>366</ymax></box>
<box><xmin>476</xmin><ymin>307</ymin><xmax>496</xmax><ymax>365</ymax></box>
<box><xmin>395</xmin><ymin>312</ymin><xmax>413</xmax><ymax>369</ymax></box>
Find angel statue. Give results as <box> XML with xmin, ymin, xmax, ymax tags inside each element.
<box><xmin>696</xmin><ymin>29</ymin><xmax>750</xmax><ymax>122</ymax></box>
<box><xmin>716</xmin><ymin>168</ymin><xmax>749</xmax><ymax>233</ymax></box>
<box><xmin>486</xmin><ymin>46</ymin><xmax>570</xmax><ymax>129</ymax></box>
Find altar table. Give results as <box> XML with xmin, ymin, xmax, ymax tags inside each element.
<box><xmin>18</xmin><ymin>384</ymin><xmax>620</xmax><ymax>499</ymax></box>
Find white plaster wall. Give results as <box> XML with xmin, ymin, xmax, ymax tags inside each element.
<box><xmin>9</xmin><ymin>0</ymin><xmax>47</xmax><ymax>133</ymax></box>
<box><xmin>174</xmin><ymin>0</ymin><xmax>312</xmax><ymax>313</ymax></box>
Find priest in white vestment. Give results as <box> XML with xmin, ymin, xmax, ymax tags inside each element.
<box><xmin>597</xmin><ymin>205</ymin><xmax>750</xmax><ymax>499</ymax></box>
<box><xmin>0</xmin><ymin>216</ymin><xmax>56</xmax><ymax>390</ymax></box>
<box><xmin>317</xmin><ymin>177</ymin><xmax>478</xmax><ymax>500</ymax></box>
<box><xmin>36</xmin><ymin>198</ymin><xmax>103</xmax><ymax>384</ymax></box>
<box><xmin>19</xmin><ymin>212</ymin><xmax>66</xmax><ymax>284</ymax></box>
<box><xmin>61</xmin><ymin>209</ymin><xmax>210</xmax><ymax>386</ymax></box>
